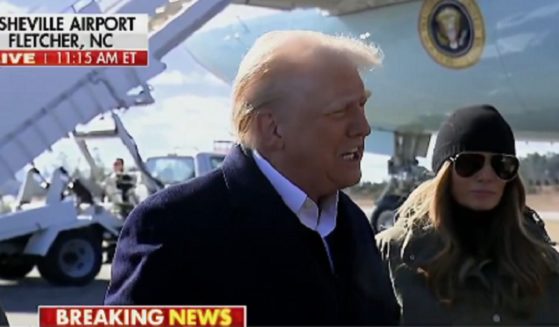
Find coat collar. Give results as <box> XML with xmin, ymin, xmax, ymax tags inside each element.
<box><xmin>221</xmin><ymin>144</ymin><xmax>296</xmax><ymax>210</ymax></box>
<box><xmin>220</xmin><ymin>145</ymin><xmax>377</xmax><ymax>284</ymax></box>
<box><xmin>221</xmin><ymin>144</ymin><xmax>356</xmax><ymax>219</ymax></box>
<box><xmin>398</xmin><ymin>218</ymin><xmax>443</xmax><ymax>268</ymax></box>
<box><xmin>220</xmin><ymin>144</ymin><xmax>314</xmax><ymax>239</ymax></box>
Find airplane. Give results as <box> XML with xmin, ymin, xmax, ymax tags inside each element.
<box><xmin>183</xmin><ymin>0</ymin><xmax>559</xmax><ymax>230</ymax></box>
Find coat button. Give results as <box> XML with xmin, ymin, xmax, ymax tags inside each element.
<box><xmin>409</xmin><ymin>255</ymin><xmax>415</xmax><ymax>261</ymax></box>
<box><xmin>492</xmin><ymin>313</ymin><xmax>501</xmax><ymax>323</ymax></box>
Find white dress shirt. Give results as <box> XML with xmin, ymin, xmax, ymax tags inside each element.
<box><xmin>252</xmin><ymin>150</ymin><xmax>338</xmax><ymax>271</ymax></box>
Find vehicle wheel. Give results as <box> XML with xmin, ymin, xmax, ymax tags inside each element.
<box><xmin>371</xmin><ymin>195</ymin><xmax>403</xmax><ymax>234</ymax></box>
<box><xmin>0</xmin><ymin>257</ymin><xmax>35</xmax><ymax>280</ymax></box>
<box><xmin>37</xmin><ymin>229</ymin><xmax>102</xmax><ymax>286</ymax></box>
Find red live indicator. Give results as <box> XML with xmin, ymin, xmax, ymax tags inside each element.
<box><xmin>0</xmin><ymin>50</ymin><xmax>148</xmax><ymax>66</ymax></box>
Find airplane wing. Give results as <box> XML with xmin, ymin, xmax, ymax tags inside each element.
<box><xmin>231</xmin><ymin>0</ymin><xmax>416</xmax><ymax>15</ymax></box>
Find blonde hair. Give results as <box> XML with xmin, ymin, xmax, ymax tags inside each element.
<box><xmin>231</xmin><ymin>30</ymin><xmax>383</xmax><ymax>148</ymax></box>
<box><xmin>397</xmin><ymin>162</ymin><xmax>558</xmax><ymax>316</ymax></box>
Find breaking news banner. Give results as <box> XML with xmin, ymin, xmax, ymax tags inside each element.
<box><xmin>0</xmin><ymin>14</ymin><xmax>148</xmax><ymax>66</ymax></box>
<box><xmin>38</xmin><ymin>306</ymin><xmax>247</xmax><ymax>327</ymax></box>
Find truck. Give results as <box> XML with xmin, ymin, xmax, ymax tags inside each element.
<box><xmin>126</xmin><ymin>151</ymin><xmax>226</xmax><ymax>205</ymax></box>
<box><xmin>139</xmin><ymin>140</ymin><xmax>232</xmax><ymax>192</ymax></box>
<box><xmin>140</xmin><ymin>151</ymin><xmax>225</xmax><ymax>190</ymax></box>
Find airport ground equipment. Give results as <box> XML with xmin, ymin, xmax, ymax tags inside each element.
<box><xmin>0</xmin><ymin>0</ymin><xmax>235</xmax><ymax>284</ymax></box>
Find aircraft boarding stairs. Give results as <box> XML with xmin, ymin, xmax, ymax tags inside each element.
<box><xmin>0</xmin><ymin>0</ymin><xmax>232</xmax><ymax>188</ymax></box>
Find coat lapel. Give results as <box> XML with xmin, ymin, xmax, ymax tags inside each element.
<box><xmin>220</xmin><ymin>145</ymin><xmax>331</xmax><ymax>274</ymax></box>
<box><xmin>220</xmin><ymin>145</ymin><xmax>302</xmax><ymax>230</ymax></box>
<box><xmin>335</xmin><ymin>195</ymin><xmax>381</xmax><ymax>295</ymax></box>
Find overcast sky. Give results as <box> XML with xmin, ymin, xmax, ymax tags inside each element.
<box><xmin>1</xmin><ymin>0</ymin><xmax>557</xmax><ymax>183</ymax></box>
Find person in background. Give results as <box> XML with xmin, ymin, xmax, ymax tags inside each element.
<box><xmin>104</xmin><ymin>158</ymin><xmax>137</xmax><ymax>217</ymax></box>
<box><xmin>376</xmin><ymin>104</ymin><xmax>559</xmax><ymax>325</ymax></box>
<box><xmin>112</xmin><ymin>158</ymin><xmax>124</xmax><ymax>174</ymax></box>
<box><xmin>105</xmin><ymin>30</ymin><xmax>400</xmax><ymax>325</ymax></box>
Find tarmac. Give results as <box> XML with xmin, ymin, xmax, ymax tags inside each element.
<box><xmin>1</xmin><ymin>265</ymin><xmax>111</xmax><ymax>327</ymax></box>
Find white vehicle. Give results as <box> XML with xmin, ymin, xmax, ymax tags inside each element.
<box><xmin>135</xmin><ymin>151</ymin><xmax>227</xmax><ymax>202</ymax></box>
<box><xmin>146</xmin><ymin>152</ymin><xmax>226</xmax><ymax>185</ymax></box>
<box><xmin>0</xmin><ymin>113</ymin><xmax>146</xmax><ymax>286</ymax></box>
<box><xmin>0</xmin><ymin>166</ymin><xmax>122</xmax><ymax>286</ymax></box>
<box><xmin>142</xmin><ymin>140</ymin><xmax>232</xmax><ymax>189</ymax></box>
<box><xmin>0</xmin><ymin>113</ymin><xmax>229</xmax><ymax>286</ymax></box>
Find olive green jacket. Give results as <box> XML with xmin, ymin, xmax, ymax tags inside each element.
<box><xmin>376</xmin><ymin>213</ymin><xmax>559</xmax><ymax>326</ymax></box>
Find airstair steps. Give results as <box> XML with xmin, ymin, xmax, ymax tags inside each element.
<box><xmin>0</xmin><ymin>0</ymin><xmax>231</xmax><ymax>185</ymax></box>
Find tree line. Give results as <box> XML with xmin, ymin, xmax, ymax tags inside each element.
<box><xmin>519</xmin><ymin>152</ymin><xmax>559</xmax><ymax>192</ymax></box>
<box><xmin>349</xmin><ymin>152</ymin><xmax>559</xmax><ymax>199</ymax></box>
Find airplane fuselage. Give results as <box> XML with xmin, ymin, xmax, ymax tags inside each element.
<box><xmin>185</xmin><ymin>0</ymin><xmax>559</xmax><ymax>143</ymax></box>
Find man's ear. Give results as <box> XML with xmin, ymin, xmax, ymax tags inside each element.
<box><xmin>255</xmin><ymin>110</ymin><xmax>284</xmax><ymax>150</ymax></box>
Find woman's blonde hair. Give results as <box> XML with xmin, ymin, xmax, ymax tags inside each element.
<box><xmin>231</xmin><ymin>30</ymin><xmax>383</xmax><ymax>148</ymax></box>
<box><xmin>398</xmin><ymin>161</ymin><xmax>557</xmax><ymax>315</ymax></box>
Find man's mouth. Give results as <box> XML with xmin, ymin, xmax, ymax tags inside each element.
<box><xmin>341</xmin><ymin>147</ymin><xmax>362</xmax><ymax>161</ymax></box>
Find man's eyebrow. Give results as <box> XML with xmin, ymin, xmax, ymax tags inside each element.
<box><xmin>324</xmin><ymin>90</ymin><xmax>371</xmax><ymax>110</ymax></box>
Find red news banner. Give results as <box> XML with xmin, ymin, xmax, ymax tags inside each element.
<box><xmin>39</xmin><ymin>306</ymin><xmax>247</xmax><ymax>327</ymax></box>
<box><xmin>0</xmin><ymin>14</ymin><xmax>149</xmax><ymax>66</ymax></box>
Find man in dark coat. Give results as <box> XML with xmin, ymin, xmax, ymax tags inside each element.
<box><xmin>0</xmin><ymin>306</ymin><xmax>8</xmax><ymax>327</ymax></box>
<box><xmin>105</xmin><ymin>30</ymin><xmax>399</xmax><ymax>326</ymax></box>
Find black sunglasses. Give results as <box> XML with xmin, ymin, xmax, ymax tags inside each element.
<box><xmin>449</xmin><ymin>152</ymin><xmax>519</xmax><ymax>181</ymax></box>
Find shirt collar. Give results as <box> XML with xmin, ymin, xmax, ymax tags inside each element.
<box><xmin>253</xmin><ymin>150</ymin><xmax>307</xmax><ymax>213</ymax></box>
<box><xmin>253</xmin><ymin>150</ymin><xmax>338</xmax><ymax>236</ymax></box>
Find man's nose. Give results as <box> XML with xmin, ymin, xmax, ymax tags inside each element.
<box><xmin>349</xmin><ymin>109</ymin><xmax>371</xmax><ymax>137</ymax></box>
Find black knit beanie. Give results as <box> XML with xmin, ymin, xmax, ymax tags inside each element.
<box><xmin>431</xmin><ymin>104</ymin><xmax>516</xmax><ymax>173</ymax></box>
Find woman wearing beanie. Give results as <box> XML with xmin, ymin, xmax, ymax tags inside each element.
<box><xmin>376</xmin><ymin>104</ymin><xmax>559</xmax><ymax>325</ymax></box>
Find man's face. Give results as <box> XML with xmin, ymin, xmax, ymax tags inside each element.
<box><xmin>113</xmin><ymin>161</ymin><xmax>124</xmax><ymax>173</ymax></box>
<box><xmin>278</xmin><ymin>60</ymin><xmax>371</xmax><ymax>197</ymax></box>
